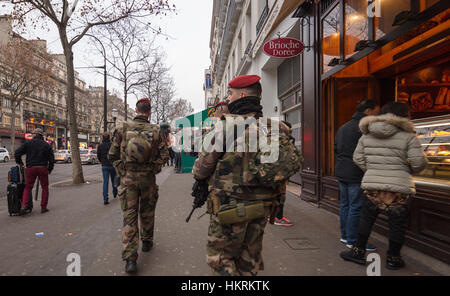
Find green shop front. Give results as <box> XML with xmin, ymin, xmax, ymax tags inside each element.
<box><xmin>175</xmin><ymin>108</ymin><xmax>215</xmax><ymax>173</ymax></box>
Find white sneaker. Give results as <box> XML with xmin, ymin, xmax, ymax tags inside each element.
<box><xmin>340</xmin><ymin>238</ymin><xmax>348</xmax><ymax>244</ymax></box>
<box><xmin>346</xmin><ymin>244</ymin><xmax>354</xmax><ymax>249</ymax></box>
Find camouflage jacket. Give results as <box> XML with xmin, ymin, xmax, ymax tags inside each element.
<box><xmin>108</xmin><ymin>115</ymin><xmax>169</xmax><ymax>174</ymax></box>
<box><xmin>192</xmin><ymin>112</ymin><xmax>290</xmax><ymax>201</ymax></box>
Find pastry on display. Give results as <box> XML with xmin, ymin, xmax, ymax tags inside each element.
<box><xmin>431</xmin><ymin>130</ymin><xmax>450</xmax><ymax>137</ymax></box>
<box><xmin>446</xmin><ymin>88</ymin><xmax>450</xmax><ymax>105</ymax></box>
<box><xmin>437</xmin><ymin>150</ymin><xmax>450</xmax><ymax>156</ymax></box>
<box><xmin>398</xmin><ymin>91</ymin><xmax>409</xmax><ymax>103</ymax></box>
<box><xmin>411</xmin><ymin>92</ymin><xmax>434</xmax><ymax>112</ymax></box>
<box><xmin>436</xmin><ymin>87</ymin><xmax>447</xmax><ymax>105</ymax></box>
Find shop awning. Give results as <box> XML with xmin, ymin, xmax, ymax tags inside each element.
<box><xmin>175</xmin><ymin>107</ymin><xmax>214</xmax><ymax>128</ymax></box>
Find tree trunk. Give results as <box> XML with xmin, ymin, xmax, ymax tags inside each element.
<box><xmin>10</xmin><ymin>102</ymin><xmax>16</xmax><ymax>155</ymax></box>
<box><xmin>124</xmin><ymin>81</ymin><xmax>128</xmax><ymax>121</ymax></box>
<box><xmin>59</xmin><ymin>28</ymin><xmax>85</xmax><ymax>184</ymax></box>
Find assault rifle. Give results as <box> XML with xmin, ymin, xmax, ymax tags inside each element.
<box><xmin>186</xmin><ymin>180</ymin><xmax>209</xmax><ymax>223</ymax></box>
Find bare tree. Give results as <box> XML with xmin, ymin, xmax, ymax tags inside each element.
<box><xmin>91</xmin><ymin>19</ymin><xmax>157</xmax><ymax>121</ymax></box>
<box><xmin>0</xmin><ymin>38</ymin><xmax>54</xmax><ymax>154</ymax></box>
<box><xmin>169</xmin><ymin>98</ymin><xmax>194</xmax><ymax>122</ymax></box>
<box><xmin>4</xmin><ymin>0</ymin><xmax>175</xmax><ymax>184</ymax></box>
<box><xmin>137</xmin><ymin>51</ymin><xmax>193</xmax><ymax>124</ymax></box>
<box><xmin>137</xmin><ymin>50</ymin><xmax>171</xmax><ymax>124</ymax></box>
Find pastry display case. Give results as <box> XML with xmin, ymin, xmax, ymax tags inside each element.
<box><xmin>413</xmin><ymin>115</ymin><xmax>450</xmax><ymax>186</ymax></box>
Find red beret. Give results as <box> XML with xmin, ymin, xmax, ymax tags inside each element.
<box><xmin>215</xmin><ymin>101</ymin><xmax>229</xmax><ymax>108</ymax></box>
<box><xmin>228</xmin><ymin>75</ymin><xmax>261</xmax><ymax>89</ymax></box>
<box><xmin>137</xmin><ymin>98</ymin><xmax>151</xmax><ymax>105</ymax></box>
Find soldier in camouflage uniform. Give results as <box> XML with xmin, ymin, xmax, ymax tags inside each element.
<box><xmin>108</xmin><ymin>98</ymin><xmax>169</xmax><ymax>274</ymax></box>
<box><xmin>193</xmin><ymin>75</ymin><xmax>292</xmax><ymax>276</ymax></box>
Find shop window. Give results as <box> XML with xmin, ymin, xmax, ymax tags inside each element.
<box><xmin>422</xmin><ymin>0</ymin><xmax>440</xmax><ymax>11</ymax></box>
<box><xmin>374</xmin><ymin>0</ymin><xmax>411</xmax><ymax>40</ymax></box>
<box><xmin>282</xmin><ymin>94</ymin><xmax>296</xmax><ymax>111</ymax></box>
<box><xmin>322</xmin><ymin>3</ymin><xmax>341</xmax><ymax>73</ymax></box>
<box><xmin>284</xmin><ymin>109</ymin><xmax>302</xmax><ymax>149</ymax></box>
<box><xmin>395</xmin><ymin>59</ymin><xmax>450</xmax><ymax>186</ymax></box>
<box><xmin>397</xmin><ymin>60</ymin><xmax>450</xmax><ymax>120</ymax></box>
<box><xmin>277</xmin><ymin>55</ymin><xmax>301</xmax><ymax>97</ymax></box>
<box><xmin>344</xmin><ymin>0</ymin><xmax>369</xmax><ymax>59</ymax></box>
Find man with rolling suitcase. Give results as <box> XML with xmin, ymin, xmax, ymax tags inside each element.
<box><xmin>7</xmin><ymin>165</ymin><xmax>31</xmax><ymax>216</ymax></box>
<box><xmin>14</xmin><ymin>128</ymin><xmax>54</xmax><ymax>215</ymax></box>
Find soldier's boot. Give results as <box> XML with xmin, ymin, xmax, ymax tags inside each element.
<box><xmin>125</xmin><ymin>260</ymin><xmax>137</xmax><ymax>274</ymax></box>
<box><xmin>142</xmin><ymin>241</ymin><xmax>153</xmax><ymax>252</ymax></box>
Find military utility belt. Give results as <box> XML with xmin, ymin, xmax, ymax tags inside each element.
<box><xmin>124</xmin><ymin>162</ymin><xmax>157</xmax><ymax>172</ymax></box>
<box><xmin>210</xmin><ymin>194</ymin><xmax>280</xmax><ymax>225</ymax></box>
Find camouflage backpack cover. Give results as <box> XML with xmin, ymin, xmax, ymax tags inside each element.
<box><xmin>248</xmin><ymin>118</ymin><xmax>303</xmax><ymax>189</ymax></box>
<box><xmin>212</xmin><ymin>115</ymin><xmax>302</xmax><ymax>197</ymax></box>
<box><xmin>119</xmin><ymin>121</ymin><xmax>161</xmax><ymax>173</ymax></box>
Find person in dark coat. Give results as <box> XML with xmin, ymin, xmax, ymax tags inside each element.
<box><xmin>15</xmin><ymin>128</ymin><xmax>54</xmax><ymax>215</ymax></box>
<box><xmin>334</xmin><ymin>99</ymin><xmax>379</xmax><ymax>249</ymax></box>
<box><xmin>97</xmin><ymin>132</ymin><xmax>118</xmax><ymax>205</ymax></box>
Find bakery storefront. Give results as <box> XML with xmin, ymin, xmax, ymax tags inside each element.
<box><xmin>297</xmin><ymin>0</ymin><xmax>450</xmax><ymax>263</ymax></box>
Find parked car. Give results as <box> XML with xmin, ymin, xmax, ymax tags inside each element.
<box><xmin>80</xmin><ymin>149</ymin><xmax>98</xmax><ymax>165</ymax></box>
<box><xmin>54</xmin><ymin>150</ymin><xmax>72</xmax><ymax>163</ymax></box>
<box><xmin>0</xmin><ymin>148</ymin><xmax>10</xmax><ymax>162</ymax></box>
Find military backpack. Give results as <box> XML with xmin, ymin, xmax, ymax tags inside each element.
<box><xmin>213</xmin><ymin>115</ymin><xmax>302</xmax><ymax>197</ymax></box>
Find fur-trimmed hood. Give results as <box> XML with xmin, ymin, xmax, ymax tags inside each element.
<box><xmin>359</xmin><ymin>114</ymin><xmax>415</xmax><ymax>138</ymax></box>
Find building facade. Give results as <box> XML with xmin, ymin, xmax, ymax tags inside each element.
<box><xmin>0</xmin><ymin>15</ymin><xmax>132</xmax><ymax>152</ymax></box>
<box><xmin>209</xmin><ymin>0</ymin><xmax>450</xmax><ymax>263</ymax></box>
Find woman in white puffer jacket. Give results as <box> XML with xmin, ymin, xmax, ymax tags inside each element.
<box><xmin>340</xmin><ymin>102</ymin><xmax>428</xmax><ymax>270</ymax></box>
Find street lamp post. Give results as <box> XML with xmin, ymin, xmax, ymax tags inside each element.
<box><xmin>84</xmin><ymin>34</ymin><xmax>108</xmax><ymax>133</ymax></box>
<box><xmin>111</xmin><ymin>108</ymin><xmax>118</xmax><ymax>128</ymax></box>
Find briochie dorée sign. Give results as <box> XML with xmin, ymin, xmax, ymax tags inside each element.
<box><xmin>263</xmin><ymin>38</ymin><xmax>304</xmax><ymax>58</ymax></box>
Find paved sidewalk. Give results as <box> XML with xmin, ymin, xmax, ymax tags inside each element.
<box><xmin>1</xmin><ymin>167</ymin><xmax>448</xmax><ymax>276</ymax></box>
<box><xmin>86</xmin><ymin>169</ymin><xmax>448</xmax><ymax>276</ymax></box>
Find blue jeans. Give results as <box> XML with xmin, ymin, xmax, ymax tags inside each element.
<box><xmin>339</xmin><ymin>182</ymin><xmax>363</xmax><ymax>245</ymax></box>
<box><xmin>102</xmin><ymin>166</ymin><xmax>118</xmax><ymax>202</ymax></box>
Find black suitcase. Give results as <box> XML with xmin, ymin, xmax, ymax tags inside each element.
<box><xmin>7</xmin><ymin>166</ymin><xmax>32</xmax><ymax>216</ymax></box>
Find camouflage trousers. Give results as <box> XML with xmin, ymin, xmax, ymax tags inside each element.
<box><xmin>206</xmin><ymin>206</ymin><xmax>270</xmax><ymax>276</ymax></box>
<box><xmin>119</xmin><ymin>171</ymin><xmax>159</xmax><ymax>261</ymax></box>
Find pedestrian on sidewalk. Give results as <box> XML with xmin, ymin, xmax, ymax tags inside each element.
<box><xmin>340</xmin><ymin>102</ymin><xmax>428</xmax><ymax>270</ymax></box>
<box><xmin>193</xmin><ymin>75</ymin><xmax>299</xmax><ymax>276</ymax></box>
<box><xmin>273</xmin><ymin>121</ymin><xmax>296</xmax><ymax>227</ymax></box>
<box><xmin>334</xmin><ymin>99</ymin><xmax>379</xmax><ymax>250</ymax></box>
<box><xmin>97</xmin><ymin>132</ymin><xmax>118</xmax><ymax>205</ymax></box>
<box><xmin>14</xmin><ymin>128</ymin><xmax>54</xmax><ymax>215</ymax></box>
<box><xmin>108</xmin><ymin>98</ymin><xmax>169</xmax><ymax>274</ymax></box>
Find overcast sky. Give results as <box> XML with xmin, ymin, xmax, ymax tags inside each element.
<box><xmin>1</xmin><ymin>0</ymin><xmax>213</xmax><ymax>114</ymax></box>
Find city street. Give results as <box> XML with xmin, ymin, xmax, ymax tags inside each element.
<box><xmin>0</xmin><ymin>161</ymin><xmax>101</xmax><ymax>199</ymax></box>
<box><xmin>0</xmin><ymin>166</ymin><xmax>447</xmax><ymax>276</ymax></box>
<box><xmin>0</xmin><ymin>0</ymin><xmax>448</xmax><ymax>282</ymax></box>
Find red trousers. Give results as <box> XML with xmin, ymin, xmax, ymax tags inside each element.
<box><xmin>21</xmin><ymin>167</ymin><xmax>49</xmax><ymax>209</ymax></box>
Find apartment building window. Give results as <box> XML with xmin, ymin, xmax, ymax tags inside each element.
<box><xmin>4</xmin><ymin>115</ymin><xmax>11</xmax><ymax>125</ymax></box>
<box><xmin>256</xmin><ymin>0</ymin><xmax>269</xmax><ymax>36</ymax></box>
<box><xmin>3</xmin><ymin>98</ymin><xmax>11</xmax><ymax>109</ymax></box>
